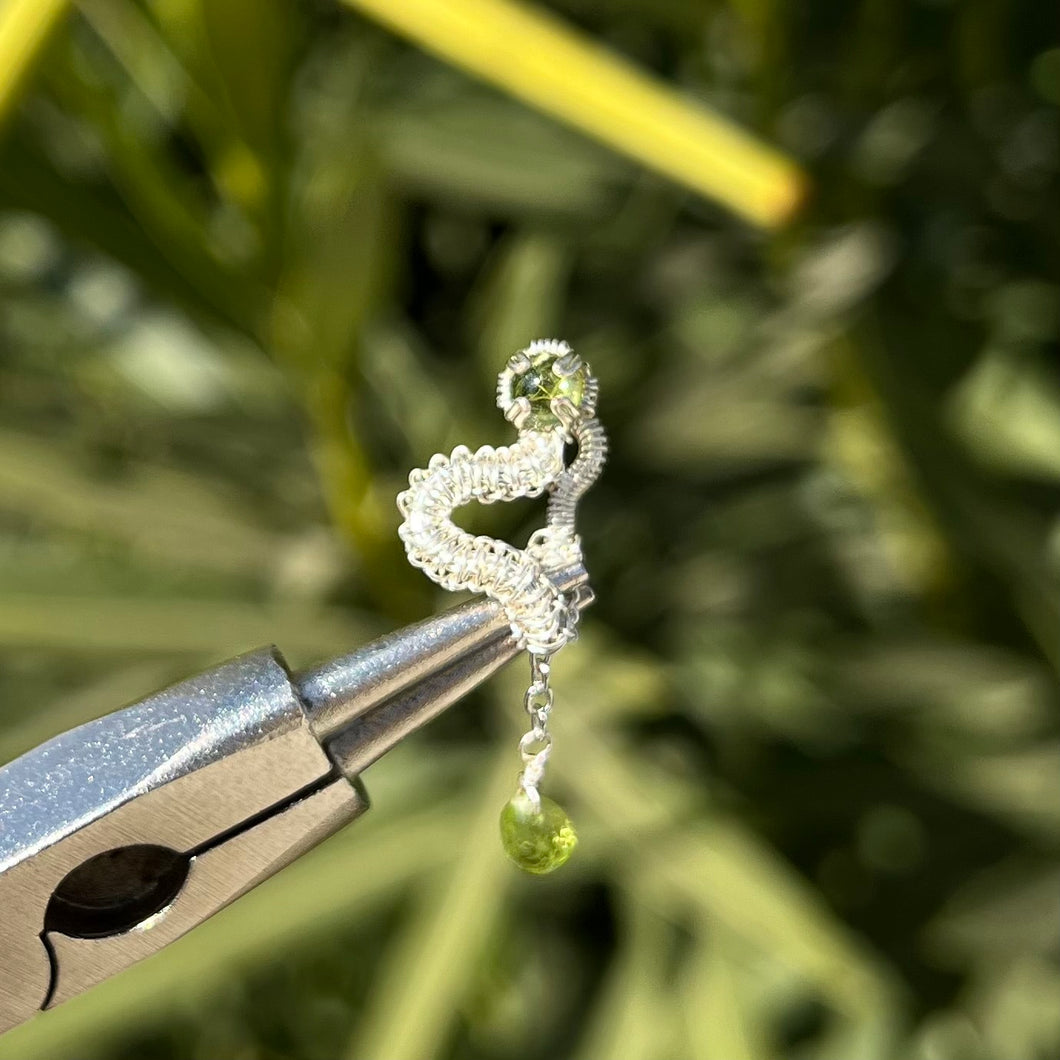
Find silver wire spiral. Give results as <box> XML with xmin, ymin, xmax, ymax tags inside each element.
<box><xmin>396</xmin><ymin>342</ymin><xmax>607</xmax><ymax>657</ymax></box>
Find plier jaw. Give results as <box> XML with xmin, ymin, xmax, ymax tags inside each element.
<box><xmin>0</xmin><ymin>647</ymin><xmax>367</xmax><ymax>1032</ymax></box>
<box><xmin>0</xmin><ymin>567</ymin><xmax>588</xmax><ymax>1035</ymax></box>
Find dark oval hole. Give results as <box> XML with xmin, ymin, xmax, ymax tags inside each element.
<box><xmin>44</xmin><ymin>844</ymin><xmax>190</xmax><ymax>939</ymax></box>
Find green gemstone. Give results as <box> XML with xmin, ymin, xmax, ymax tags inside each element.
<box><xmin>511</xmin><ymin>351</ymin><xmax>588</xmax><ymax>430</ymax></box>
<box><xmin>500</xmin><ymin>789</ymin><xmax>578</xmax><ymax>874</ymax></box>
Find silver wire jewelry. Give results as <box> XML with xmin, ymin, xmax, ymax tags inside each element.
<box><xmin>396</xmin><ymin>339</ymin><xmax>607</xmax><ymax>873</ymax></box>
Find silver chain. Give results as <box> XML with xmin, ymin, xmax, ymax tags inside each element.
<box><xmin>517</xmin><ymin>651</ymin><xmax>556</xmax><ymax>809</ymax></box>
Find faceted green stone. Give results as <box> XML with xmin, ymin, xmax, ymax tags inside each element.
<box><xmin>499</xmin><ymin>789</ymin><xmax>577</xmax><ymax>874</ymax></box>
<box><xmin>511</xmin><ymin>351</ymin><xmax>588</xmax><ymax>430</ymax></box>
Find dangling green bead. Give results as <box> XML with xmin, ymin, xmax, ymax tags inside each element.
<box><xmin>499</xmin><ymin>789</ymin><xmax>577</xmax><ymax>874</ymax></box>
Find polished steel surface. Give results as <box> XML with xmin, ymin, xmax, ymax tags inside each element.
<box><xmin>0</xmin><ymin>569</ymin><xmax>591</xmax><ymax>1034</ymax></box>
<box><xmin>45</xmin><ymin>780</ymin><xmax>362</xmax><ymax>1008</ymax></box>
<box><xmin>0</xmin><ymin>649</ymin><xmax>358</xmax><ymax>1034</ymax></box>
<box><xmin>325</xmin><ymin>631</ymin><xmax>517</xmax><ymax>778</ymax></box>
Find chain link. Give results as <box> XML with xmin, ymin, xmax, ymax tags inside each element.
<box><xmin>518</xmin><ymin>650</ymin><xmax>559</xmax><ymax>807</ymax></box>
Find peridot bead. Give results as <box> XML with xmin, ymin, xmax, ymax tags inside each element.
<box><xmin>499</xmin><ymin>789</ymin><xmax>577</xmax><ymax>874</ymax></box>
<box><xmin>512</xmin><ymin>351</ymin><xmax>588</xmax><ymax>430</ymax></box>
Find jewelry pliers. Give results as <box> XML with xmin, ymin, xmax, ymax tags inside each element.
<box><xmin>0</xmin><ymin>568</ymin><xmax>589</xmax><ymax>1034</ymax></box>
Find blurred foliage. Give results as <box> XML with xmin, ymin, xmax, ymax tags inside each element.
<box><xmin>0</xmin><ymin>1</ymin><xmax>1059</xmax><ymax>1059</ymax></box>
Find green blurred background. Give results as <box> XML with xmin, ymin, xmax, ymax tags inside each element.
<box><xmin>1</xmin><ymin>0</ymin><xmax>1059</xmax><ymax>1058</ymax></box>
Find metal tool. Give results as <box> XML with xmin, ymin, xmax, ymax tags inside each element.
<box><xmin>0</xmin><ymin>568</ymin><xmax>590</xmax><ymax>1035</ymax></box>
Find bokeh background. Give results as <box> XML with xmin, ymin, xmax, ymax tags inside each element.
<box><xmin>1</xmin><ymin>1</ymin><xmax>1059</xmax><ymax>1058</ymax></box>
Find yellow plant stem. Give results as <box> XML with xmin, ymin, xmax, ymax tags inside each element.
<box><xmin>0</xmin><ymin>0</ymin><xmax>69</xmax><ymax>128</ymax></box>
<box><xmin>343</xmin><ymin>0</ymin><xmax>806</xmax><ymax>228</ymax></box>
